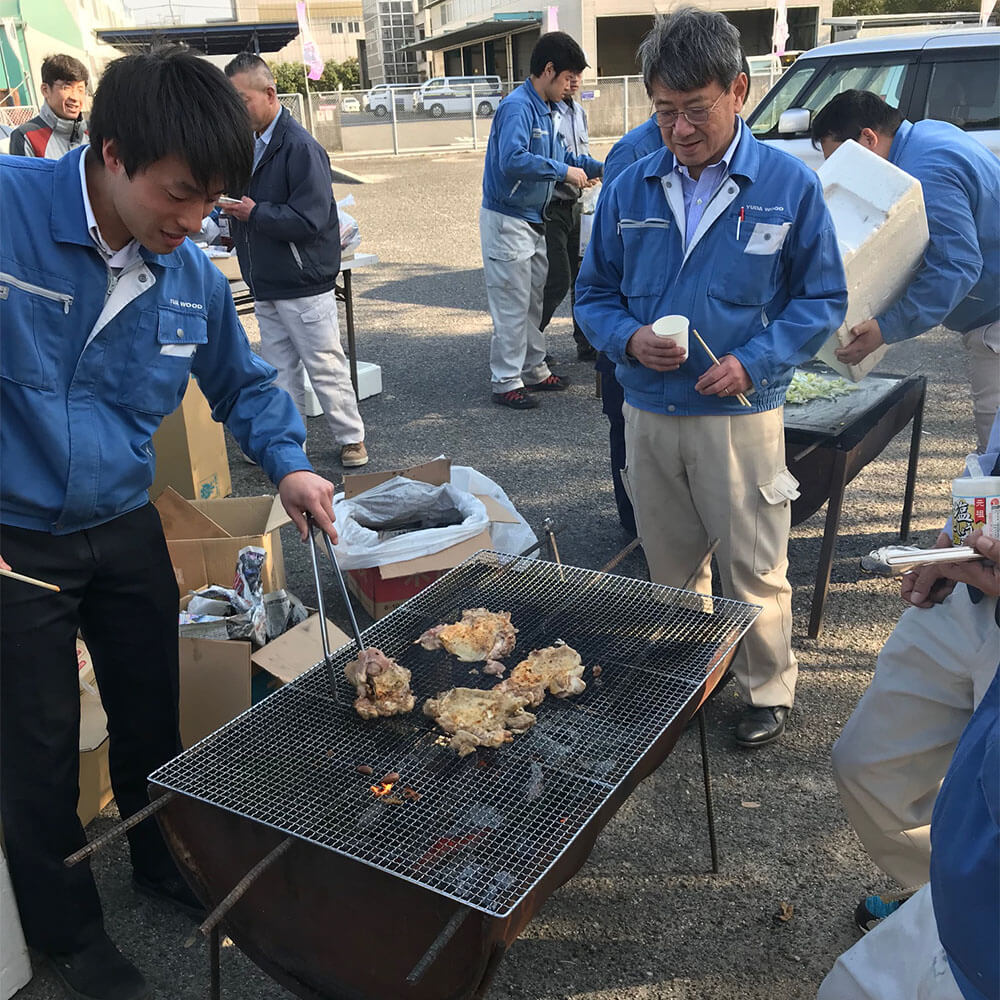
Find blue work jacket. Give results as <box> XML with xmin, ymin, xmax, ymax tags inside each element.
<box><xmin>880</xmin><ymin>119</ymin><xmax>1000</xmax><ymax>340</ymax></box>
<box><xmin>602</xmin><ymin>115</ymin><xmax>662</xmax><ymax>185</ymax></box>
<box><xmin>576</xmin><ymin>119</ymin><xmax>847</xmax><ymax>416</ymax></box>
<box><xmin>0</xmin><ymin>148</ymin><xmax>310</xmax><ymax>535</ymax></box>
<box><xmin>481</xmin><ymin>78</ymin><xmax>603</xmax><ymax>224</ymax></box>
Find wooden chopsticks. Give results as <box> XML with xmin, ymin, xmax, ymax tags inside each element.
<box><xmin>691</xmin><ymin>328</ymin><xmax>752</xmax><ymax>407</ymax></box>
<box><xmin>0</xmin><ymin>568</ymin><xmax>61</xmax><ymax>592</ymax></box>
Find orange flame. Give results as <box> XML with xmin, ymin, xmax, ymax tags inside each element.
<box><xmin>370</xmin><ymin>781</ymin><xmax>396</xmax><ymax>797</ymax></box>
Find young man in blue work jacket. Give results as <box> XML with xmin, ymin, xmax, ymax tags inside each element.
<box><xmin>576</xmin><ymin>8</ymin><xmax>848</xmax><ymax>748</ymax></box>
<box><xmin>480</xmin><ymin>31</ymin><xmax>603</xmax><ymax>410</ymax></box>
<box><xmin>812</xmin><ymin>90</ymin><xmax>1000</xmax><ymax>453</ymax></box>
<box><xmin>0</xmin><ymin>48</ymin><xmax>337</xmax><ymax>1000</ymax></box>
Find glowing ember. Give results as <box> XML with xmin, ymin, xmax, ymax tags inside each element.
<box><xmin>370</xmin><ymin>781</ymin><xmax>396</xmax><ymax>797</ymax></box>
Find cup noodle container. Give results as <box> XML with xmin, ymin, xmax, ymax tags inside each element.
<box><xmin>815</xmin><ymin>141</ymin><xmax>929</xmax><ymax>381</ymax></box>
<box><xmin>952</xmin><ymin>476</ymin><xmax>1000</xmax><ymax>544</ymax></box>
<box><xmin>652</xmin><ymin>314</ymin><xmax>689</xmax><ymax>360</ymax></box>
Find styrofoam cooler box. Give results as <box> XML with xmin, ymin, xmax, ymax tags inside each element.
<box><xmin>303</xmin><ymin>363</ymin><xmax>383</xmax><ymax>416</ymax></box>
<box><xmin>815</xmin><ymin>140</ymin><xmax>929</xmax><ymax>381</ymax></box>
<box><xmin>1</xmin><ymin>849</ymin><xmax>31</xmax><ymax>999</ymax></box>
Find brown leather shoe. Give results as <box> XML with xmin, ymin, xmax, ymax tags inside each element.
<box><xmin>341</xmin><ymin>442</ymin><xmax>369</xmax><ymax>467</ymax></box>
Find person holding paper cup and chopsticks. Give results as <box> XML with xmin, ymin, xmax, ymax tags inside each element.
<box><xmin>0</xmin><ymin>47</ymin><xmax>337</xmax><ymax>1000</ymax></box>
<box><xmin>576</xmin><ymin>7</ymin><xmax>847</xmax><ymax>748</ymax></box>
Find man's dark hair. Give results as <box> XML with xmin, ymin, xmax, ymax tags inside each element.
<box><xmin>41</xmin><ymin>53</ymin><xmax>89</xmax><ymax>87</ymax></box>
<box><xmin>811</xmin><ymin>90</ymin><xmax>904</xmax><ymax>149</ymax></box>
<box><xmin>530</xmin><ymin>32</ymin><xmax>589</xmax><ymax>78</ymax></box>
<box><xmin>88</xmin><ymin>46</ymin><xmax>253</xmax><ymax>195</ymax></box>
<box><xmin>639</xmin><ymin>8</ymin><xmax>743</xmax><ymax>93</ymax></box>
<box><xmin>224</xmin><ymin>51</ymin><xmax>276</xmax><ymax>88</ymax></box>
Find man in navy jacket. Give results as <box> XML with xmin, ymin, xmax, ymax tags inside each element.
<box><xmin>0</xmin><ymin>47</ymin><xmax>336</xmax><ymax>1000</ymax></box>
<box><xmin>577</xmin><ymin>8</ymin><xmax>847</xmax><ymax>747</ymax></box>
<box><xmin>224</xmin><ymin>53</ymin><xmax>368</xmax><ymax>468</ymax></box>
<box><xmin>480</xmin><ymin>31</ymin><xmax>603</xmax><ymax>409</ymax></box>
<box><xmin>812</xmin><ymin>90</ymin><xmax>1000</xmax><ymax>452</ymax></box>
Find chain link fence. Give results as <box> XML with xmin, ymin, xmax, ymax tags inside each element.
<box><xmin>0</xmin><ymin>105</ymin><xmax>38</xmax><ymax>127</ymax></box>
<box><xmin>282</xmin><ymin>70</ymin><xmax>777</xmax><ymax>158</ymax></box>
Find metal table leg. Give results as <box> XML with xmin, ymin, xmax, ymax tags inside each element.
<box><xmin>209</xmin><ymin>925</ymin><xmax>221</xmax><ymax>1000</ymax></box>
<box><xmin>808</xmin><ymin>449</ymin><xmax>850</xmax><ymax>639</ymax></box>
<box><xmin>697</xmin><ymin>710</ymin><xmax>720</xmax><ymax>874</ymax></box>
<box><xmin>343</xmin><ymin>269</ymin><xmax>359</xmax><ymax>399</ymax></box>
<box><xmin>899</xmin><ymin>382</ymin><xmax>926</xmax><ymax>541</ymax></box>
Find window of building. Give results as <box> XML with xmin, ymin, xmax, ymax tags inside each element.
<box><xmin>348</xmin><ymin>20</ymin><xmax>360</xmax><ymax>32</ymax></box>
<box><xmin>331</xmin><ymin>20</ymin><xmax>344</xmax><ymax>32</ymax></box>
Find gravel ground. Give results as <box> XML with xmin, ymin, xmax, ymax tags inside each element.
<box><xmin>15</xmin><ymin>145</ymin><xmax>980</xmax><ymax>1000</ymax></box>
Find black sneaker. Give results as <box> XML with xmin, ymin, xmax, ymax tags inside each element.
<box><xmin>44</xmin><ymin>930</ymin><xmax>150</xmax><ymax>1000</ymax></box>
<box><xmin>133</xmin><ymin>871</ymin><xmax>206</xmax><ymax>920</ymax></box>
<box><xmin>576</xmin><ymin>345</ymin><xmax>597</xmax><ymax>362</ymax></box>
<box><xmin>492</xmin><ymin>388</ymin><xmax>539</xmax><ymax>410</ymax></box>
<box><xmin>525</xmin><ymin>374</ymin><xmax>571</xmax><ymax>391</ymax></box>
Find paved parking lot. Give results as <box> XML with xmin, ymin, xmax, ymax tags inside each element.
<box><xmin>15</xmin><ymin>144</ymin><xmax>981</xmax><ymax>1000</ymax></box>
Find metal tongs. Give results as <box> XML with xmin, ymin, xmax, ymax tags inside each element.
<box><xmin>306</xmin><ymin>513</ymin><xmax>367</xmax><ymax>701</ymax></box>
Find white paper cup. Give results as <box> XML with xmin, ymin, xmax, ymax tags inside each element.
<box><xmin>652</xmin><ymin>314</ymin><xmax>689</xmax><ymax>359</ymax></box>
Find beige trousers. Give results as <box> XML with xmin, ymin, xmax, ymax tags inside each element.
<box><xmin>831</xmin><ymin>587</ymin><xmax>998</xmax><ymax>888</ymax></box>
<box><xmin>622</xmin><ymin>405</ymin><xmax>798</xmax><ymax>708</ymax></box>
<box><xmin>962</xmin><ymin>319</ymin><xmax>1000</xmax><ymax>453</ymax></box>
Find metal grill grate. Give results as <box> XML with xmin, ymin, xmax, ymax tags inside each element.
<box><xmin>150</xmin><ymin>551</ymin><xmax>760</xmax><ymax>917</ymax></box>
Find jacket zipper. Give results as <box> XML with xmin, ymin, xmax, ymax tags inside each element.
<box><xmin>617</xmin><ymin>218</ymin><xmax>671</xmax><ymax>234</ymax></box>
<box><xmin>510</xmin><ymin>180</ymin><xmax>521</xmax><ymax>197</ymax></box>
<box><xmin>0</xmin><ymin>271</ymin><xmax>73</xmax><ymax>313</ymax></box>
<box><xmin>289</xmin><ymin>242</ymin><xmax>304</xmax><ymax>270</ymax></box>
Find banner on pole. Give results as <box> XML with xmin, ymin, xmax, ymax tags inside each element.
<box><xmin>981</xmin><ymin>0</ymin><xmax>996</xmax><ymax>25</ymax></box>
<box><xmin>545</xmin><ymin>6</ymin><xmax>559</xmax><ymax>32</ymax></box>
<box><xmin>296</xmin><ymin>2</ymin><xmax>324</xmax><ymax>81</ymax></box>
<box><xmin>772</xmin><ymin>0</ymin><xmax>789</xmax><ymax>57</ymax></box>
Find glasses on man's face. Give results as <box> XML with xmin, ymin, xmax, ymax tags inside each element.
<box><xmin>653</xmin><ymin>87</ymin><xmax>729</xmax><ymax>128</ymax></box>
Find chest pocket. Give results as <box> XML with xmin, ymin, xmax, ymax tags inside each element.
<box><xmin>619</xmin><ymin>219</ymin><xmax>675</xmax><ymax>300</ymax></box>
<box><xmin>0</xmin><ymin>267</ymin><xmax>74</xmax><ymax>391</ymax></box>
<box><xmin>117</xmin><ymin>307</ymin><xmax>209</xmax><ymax>415</ymax></box>
<box><xmin>708</xmin><ymin>214</ymin><xmax>792</xmax><ymax>307</ymax></box>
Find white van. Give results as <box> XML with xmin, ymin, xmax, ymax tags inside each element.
<box><xmin>746</xmin><ymin>27</ymin><xmax>1000</xmax><ymax>168</ymax></box>
<box><xmin>363</xmin><ymin>83</ymin><xmax>416</xmax><ymax>117</ymax></box>
<box><xmin>413</xmin><ymin>75</ymin><xmax>504</xmax><ymax>117</ymax></box>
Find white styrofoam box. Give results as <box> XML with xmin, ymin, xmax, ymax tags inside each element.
<box><xmin>815</xmin><ymin>140</ymin><xmax>929</xmax><ymax>381</ymax></box>
<box><xmin>303</xmin><ymin>363</ymin><xmax>382</xmax><ymax>418</ymax></box>
<box><xmin>355</xmin><ymin>361</ymin><xmax>383</xmax><ymax>401</ymax></box>
<box><xmin>0</xmin><ymin>851</ymin><xmax>31</xmax><ymax>999</ymax></box>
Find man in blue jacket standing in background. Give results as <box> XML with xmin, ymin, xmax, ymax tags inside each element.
<box><xmin>224</xmin><ymin>53</ymin><xmax>369</xmax><ymax>467</ymax></box>
<box><xmin>812</xmin><ymin>90</ymin><xmax>1000</xmax><ymax>453</ymax></box>
<box><xmin>577</xmin><ymin>7</ymin><xmax>847</xmax><ymax>747</ymax></box>
<box><xmin>0</xmin><ymin>47</ymin><xmax>337</xmax><ymax>1000</ymax></box>
<box><xmin>480</xmin><ymin>31</ymin><xmax>603</xmax><ymax>410</ymax></box>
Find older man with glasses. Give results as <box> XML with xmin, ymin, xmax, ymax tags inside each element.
<box><xmin>576</xmin><ymin>7</ymin><xmax>847</xmax><ymax>747</ymax></box>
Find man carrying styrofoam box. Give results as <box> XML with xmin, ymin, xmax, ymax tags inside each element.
<box><xmin>812</xmin><ymin>90</ymin><xmax>1000</xmax><ymax>454</ymax></box>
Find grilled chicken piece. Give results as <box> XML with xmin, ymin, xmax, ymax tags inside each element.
<box><xmin>423</xmin><ymin>687</ymin><xmax>536</xmax><ymax>756</ymax></box>
<box><xmin>345</xmin><ymin>647</ymin><xmax>415</xmax><ymax>719</ymax></box>
<box><xmin>498</xmin><ymin>642</ymin><xmax>587</xmax><ymax>707</ymax></box>
<box><xmin>415</xmin><ymin>608</ymin><xmax>518</xmax><ymax>662</ymax></box>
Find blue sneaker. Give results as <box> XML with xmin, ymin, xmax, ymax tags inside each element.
<box><xmin>854</xmin><ymin>893</ymin><xmax>902</xmax><ymax>934</ymax></box>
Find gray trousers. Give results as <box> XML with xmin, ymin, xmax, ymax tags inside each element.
<box><xmin>480</xmin><ymin>206</ymin><xmax>552</xmax><ymax>392</ymax></box>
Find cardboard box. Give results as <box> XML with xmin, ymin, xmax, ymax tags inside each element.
<box><xmin>76</xmin><ymin>639</ymin><xmax>113</xmax><ymax>827</ymax></box>
<box><xmin>179</xmin><ymin>615</ymin><xmax>351</xmax><ymax>747</ymax></box>
<box><xmin>342</xmin><ymin>458</ymin><xmax>518</xmax><ymax>619</ymax></box>
<box><xmin>155</xmin><ymin>486</ymin><xmax>291</xmax><ymax>594</ymax></box>
<box><xmin>151</xmin><ymin>377</ymin><xmax>232</xmax><ymax>501</ymax></box>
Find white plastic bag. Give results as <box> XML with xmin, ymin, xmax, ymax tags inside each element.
<box><xmin>332</xmin><ymin>477</ymin><xmax>490</xmax><ymax>570</ymax></box>
<box><xmin>337</xmin><ymin>194</ymin><xmax>361</xmax><ymax>254</ymax></box>
<box><xmin>448</xmin><ymin>465</ymin><xmax>536</xmax><ymax>556</ymax></box>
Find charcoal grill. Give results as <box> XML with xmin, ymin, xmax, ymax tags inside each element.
<box><xmin>148</xmin><ymin>550</ymin><xmax>760</xmax><ymax>1000</ymax></box>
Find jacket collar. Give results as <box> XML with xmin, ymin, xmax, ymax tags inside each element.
<box><xmin>49</xmin><ymin>146</ymin><xmax>181</xmax><ymax>268</ymax></box>
<box><xmin>888</xmin><ymin>119</ymin><xmax>913</xmax><ymax>164</ymax></box>
<box><xmin>521</xmin><ymin>77</ymin><xmax>555</xmax><ymax>117</ymax></box>
<box><xmin>641</xmin><ymin>116</ymin><xmax>759</xmax><ymax>184</ymax></box>
<box><xmin>255</xmin><ymin>106</ymin><xmax>289</xmax><ymax>173</ymax></box>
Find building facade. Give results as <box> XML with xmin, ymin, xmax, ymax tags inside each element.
<box><xmin>413</xmin><ymin>0</ymin><xmax>834</xmax><ymax>84</ymax></box>
<box><xmin>362</xmin><ymin>0</ymin><xmax>418</xmax><ymax>84</ymax></box>
<box><xmin>235</xmin><ymin>0</ymin><xmax>366</xmax><ymax>68</ymax></box>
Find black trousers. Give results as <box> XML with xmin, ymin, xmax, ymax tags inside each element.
<box><xmin>540</xmin><ymin>198</ymin><xmax>588</xmax><ymax>350</ymax></box>
<box><xmin>0</xmin><ymin>504</ymin><xmax>181</xmax><ymax>953</ymax></box>
<box><xmin>597</xmin><ymin>357</ymin><xmax>637</xmax><ymax>537</ymax></box>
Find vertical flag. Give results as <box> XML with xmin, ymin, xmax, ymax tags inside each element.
<box><xmin>772</xmin><ymin>0</ymin><xmax>789</xmax><ymax>57</ymax></box>
<box><xmin>296</xmin><ymin>1</ymin><xmax>324</xmax><ymax>81</ymax></box>
<box><xmin>980</xmin><ymin>0</ymin><xmax>995</xmax><ymax>25</ymax></box>
<box><xmin>545</xmin><ymin>6</ymin><xmax>559</xmax><ymax>32</ymax></box>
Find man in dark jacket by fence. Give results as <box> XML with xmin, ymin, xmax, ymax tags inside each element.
<box><xmin>224</xmin><ymin>53</ymin><xmax>368</xmax><ymax>467</ymax></box>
